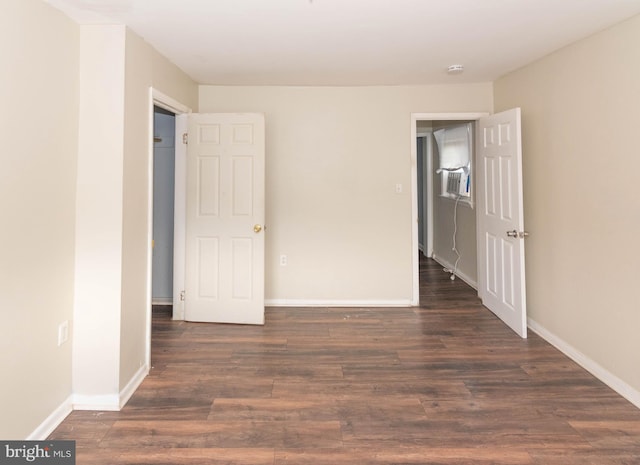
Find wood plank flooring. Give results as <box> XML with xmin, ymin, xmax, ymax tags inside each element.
<box><xmin>49</xmin><ymin>257</ymin><xmax>640</xmax><ymax>464</ymax></box>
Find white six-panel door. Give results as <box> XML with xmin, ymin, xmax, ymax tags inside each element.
<box><xmin>477</xmin><ymin>108</ymin><xmax>527</xmax><ymax>338</ymax></box>
<box><xmin>184</xmin><ymin>113</ymin><xmax>265</xmax><ymax>325</ymax></box>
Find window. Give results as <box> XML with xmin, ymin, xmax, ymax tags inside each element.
<box><xmin>433</xmin><ymin>122</ymin><xmax>473</xmax><ymax>206</ymax></box>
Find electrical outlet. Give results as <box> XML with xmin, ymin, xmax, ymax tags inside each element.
<box><xmin>280</xmin><ymin>254</ymin><xmax>287</xmax><ymax>266</ymax></box>
<box><xmin>395</xmin><ymin>183</ymin><xmax>403</xmax><ymax>194</ymax></box>
<box><xmin>58</xmin><ymin>321</ymin><xmax>69</xmax><ymax>346</ymax></box>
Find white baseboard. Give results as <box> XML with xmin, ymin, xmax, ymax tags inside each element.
<box><xmin>431</xmin><ymin>254</ymin><xmax>478</xmax><ymax>289</ymax></box>
<box><xmin>152</xmin><ymin>298</ymin><xmax>172</xmax><ymax>305</ymax></box>
<box><xmin>28</xmin><ymin>365</ymin><xmax>149</xmax><ymax>438</ymax></box>
<box><xmin>27</xmin><ymin>395</ymin><xmax>73</xmax><ymax>440</ymax></box>
<box><xmin>72</xmin><ymin>364</ymin><xmax>149</xmax><ymax>411</ymax></box>
<box><xmin>72</xmin><ymin>394</ymin><xmax>120</xmax><ymax>411</ymax></box>
<box><xmin>528</xmin><ymin>318</ymin><xmax>640</xmax><ymax>410</ymax></box>
<box><xmin>265</xmin><ymin>299</ymin><xmax>412</xmax><ymax>307</ymax></box>
<box><xmin>119</xmin><ymin>364</ymin><xmax>148</xmax><ymax>409</ymax></box>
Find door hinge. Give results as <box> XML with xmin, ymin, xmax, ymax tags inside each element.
<box><xmin>182</xmin><ymin>133</ymin><xmax>188</xmax><ymax>145</ymax></box>
<box><xmin>180</xmin><ymin>290</ymin><xmax>186</xmax><ymax>301</ymax></box>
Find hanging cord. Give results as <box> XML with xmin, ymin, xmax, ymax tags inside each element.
<box><xmin>443</xmin><ymin>195</ymin><xmax>462</xmax><ymax>281</ymax></box>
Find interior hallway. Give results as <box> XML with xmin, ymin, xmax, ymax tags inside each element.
<box><xmin>49</xmin><ymin>257</ymin><xmax>640</xmax><ymax>464</ymax></box>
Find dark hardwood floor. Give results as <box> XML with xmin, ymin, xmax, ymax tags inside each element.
<box><xmin>50</xmin><ymin>257</ymin><xmax>640</xmax><ymax>464</ymax></box>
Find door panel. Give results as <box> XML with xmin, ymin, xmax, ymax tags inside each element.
<box><xmin>477</xmin><ymin>108</ymin><xmax>527</xmax><ymax>338</ymax></box>
<box><xmin>231</xmin><ymin>238</ymin><xmax>253</xmax><ymax>299</ymax></box>
<box><xmin>198</xmin><ymin>157</ymin><xmax>220</xmax><ymax>216</ymax></box>
<box><xmin>185</xmin><ymin>113</ymin><xmax>265</xmax><ymax>325</ymax></box>
<box><xmin>232</xmin><ymin>157</ymin><xmax>254</xmax><ymax>216</ymax></box>
<box><xmin>197</xmin><ymin>237</ymin><xmax>219</xmax><ymax>299</ymax></box>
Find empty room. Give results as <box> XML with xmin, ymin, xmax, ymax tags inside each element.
<box><xmin>2</xmin><ymin>0</ymin><xmax>640</xmax><ymax>463</ymax></box>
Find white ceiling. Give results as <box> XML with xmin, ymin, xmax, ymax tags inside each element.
<box><xmin>45</xmin><ymin>0</ymin><xmax>640</xmax><ymax>86</ymax></box>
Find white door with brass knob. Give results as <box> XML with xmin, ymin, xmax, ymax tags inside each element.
<box><xmin>477</xmin><ymin>108</ymin><xmax>527</xmax><ymax>338</ymax></box>
<box><xmin>184</xmin><ymin>113</ymin><xmax>265</xmax><ymax>324</ymax></box>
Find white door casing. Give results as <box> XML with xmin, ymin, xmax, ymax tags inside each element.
<box><xmin>476</xmin><ymin>108</ymin><xmax>527</xmax><ymax>338</ymax></box>
<box><xmin>184</xmin><ymin>113</ymin><xmax>265</xmax><ymax>325</ymax></box>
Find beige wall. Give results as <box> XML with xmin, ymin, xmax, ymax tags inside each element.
<box><xmin>199</xmin><ymin>84</ymin><xmax>492</xmax><ymax>303</ymax></box>
<box><xmin>0</xmin><ymin>1</ymin><xmax>197</xmax><ymax>437</ymax></box>
<box><xmin>73</xmin><ymin>24</ymin><xmax>126</xmax><ymax>406</ymax></box>
<box><xmin>494</xmin><ymin>15</ymin><xmax>640</xmax><ymax>395</ymax></box>
<box><xmin>0</xmin><ymin>0</ymin><xmax>79</xmax><ymax>438</ymax></box>
<box><xmin>149</xmin><ymin>46</ymin><xmax>199</xmax><ymax>112</ymax></box>
<box><xmin>73</xmin><ymin>24</ymin><xmax>198</xmax><ymax>405</ymax></box>
<box><xmin>120</xmin><ymin>28</ymin><xmax>149</xmax><ymax>393</ymax></box>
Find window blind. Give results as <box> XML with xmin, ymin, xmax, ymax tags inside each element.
<box><xmin>434</xmin><ymin>124</ymin><xmax>471</xmax><ymax>171</ymax></box>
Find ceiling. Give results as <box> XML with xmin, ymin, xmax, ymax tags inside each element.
<box><xmin>45</xmin><ymin>0</ymin><xmax>640</xmax><ymax>86</ymax></box>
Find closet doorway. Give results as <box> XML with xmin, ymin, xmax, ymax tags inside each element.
<box><xmin>151</xmin><ymin>106</ymin><xmax>176</xmax><ymax>309</ymax></box>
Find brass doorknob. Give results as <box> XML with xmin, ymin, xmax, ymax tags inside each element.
<box><xmin>507</xmin><ymin>229</ymin><xmax>529</xmax><ymax>239</ymax></box>
<box><xmin>254</xmin><ymin>224</ymin><xmax>262</xmax><ymax>233</ymax></box>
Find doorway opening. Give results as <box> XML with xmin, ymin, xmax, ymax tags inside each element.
<box><xmin>410</xmin><ymin>113</ymin><xmax>488</xmax><ymax>306</ymax></box>
<box><xmin>145</xmin><ymin>89</ymin><xmax>191</xmax><ymax>368</ymax></box>
<box><xmin>151</xmin><ymin>106</ymin><xmax>176</xmax><ymax>312</ymax></box>
<box><xmin>412</xmin><ymin>109</ymin><xmax>528</xmax><ymax>338</ymax></box>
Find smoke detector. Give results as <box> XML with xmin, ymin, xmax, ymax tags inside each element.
<box><xmin>447</xmin><ymin>64</ymin><xmax>465</xmax><ymax>75</ymax></box>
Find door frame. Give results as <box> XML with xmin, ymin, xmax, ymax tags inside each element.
<box><xmin>146</xmin><ymin>88</ymin><xmax>191</xmax><ymax>367</ymax></box>
<box><xmin>415</xmin><ymin>131</ymin><xmax>433</xmax><ymax>258</ymax></box>
<box><xmin>410</xmin><ymin>112</ymin><xmax>488</xmax><ymax>305</ymax></box>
